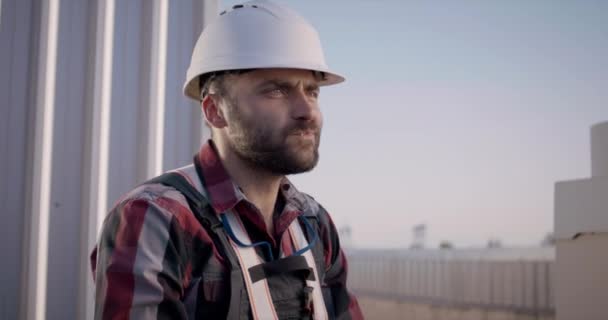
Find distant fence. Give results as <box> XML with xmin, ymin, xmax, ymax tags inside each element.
<box><xmin>346</xmin><ymin>248</ymin><xmax>555</xmax><ymax>316</ymax></box>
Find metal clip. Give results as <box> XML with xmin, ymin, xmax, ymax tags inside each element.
<box><xmin>303</xmin><ymin>286</ymin><xmax>314</xmax><ymax>312</ymax></box>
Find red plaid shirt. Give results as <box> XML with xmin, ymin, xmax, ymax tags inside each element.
<box><xmin>91</xmin><ymin>140</ymin><xmax>363</xmax><ymax>319</ymax></box>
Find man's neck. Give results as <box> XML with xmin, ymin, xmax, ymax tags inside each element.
<box><xmin>215</xmin><ymin>141</ymin><xmax>283</xmax><ymax>233</ymax></box>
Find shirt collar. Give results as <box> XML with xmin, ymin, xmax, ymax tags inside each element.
<box><xmin>196</xmin><ymin>140</ymin><xmax>311</xmax><ymax>215</ymax></box>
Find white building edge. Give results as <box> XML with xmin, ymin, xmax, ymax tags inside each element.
<box><xmin>554</xmin><ymin>121</ymin><xmax>608</xmax><ymax>320</ymax></box>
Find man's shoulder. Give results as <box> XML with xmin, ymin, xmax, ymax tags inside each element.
<box><xmin>299</xmin><ymin>192</ymin><xmax>331</xmax><ymax>222</ymax></box>
<box><xmin>109</xmin><ymin>178</ymin><xmax>191</xmax><ymax>215</ymax></box>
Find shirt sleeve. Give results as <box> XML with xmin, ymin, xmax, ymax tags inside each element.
<box><xmin>92</xmin><ymin>197</ymin><xmax>189</xmax><ymax>320</ymax></box>
<box><xmin>320</xmin><ymin>210</ymin><xmax>365</xmax><ymax>320</ymax></box>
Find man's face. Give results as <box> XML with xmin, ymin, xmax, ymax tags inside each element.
<box><xmin>218</xmin><ymin>68</ymin><xmax>323</xmax><ymax>175</ymax></box>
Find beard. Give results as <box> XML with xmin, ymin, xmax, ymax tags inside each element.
<box><xmin>225</xmin><ymin>101</ymin><xmax>321</xmax><ymax>175</ymax></box>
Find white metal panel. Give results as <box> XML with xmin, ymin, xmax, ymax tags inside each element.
<box><xmin>164</xmin><ymin>0</ymin><xmax>202</xmax><ymax>171</ymax></box>
<box><xmin>45</xmin><ymin>0</ymin><xmax>91</xmax><ymax>318</ymax></box>
<box><xmin>0</xmin><ymin>0</ymin><xmax>34</xmax><ymax>318</ymax></box>
<box><xmin>106</xmin><ymin>0</ymin><xmax>145</xmax><ymax>207</ymax></box>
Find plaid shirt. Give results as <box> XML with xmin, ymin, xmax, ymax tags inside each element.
<box><xmin>91</xmin><ymin>140</ymin><xmax>363</xmax><ymax>319</ymax></box>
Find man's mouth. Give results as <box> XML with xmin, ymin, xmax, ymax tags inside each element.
<box><xmin>291</xmin><ymin>129</ymin><xmax>316</xmax><ymax>137</ymax></box>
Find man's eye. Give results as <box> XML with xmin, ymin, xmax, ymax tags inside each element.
<box><xmin>266</xmin><ymin>88</ymin><xmax>286</xmax><ymax>97</ymax></box>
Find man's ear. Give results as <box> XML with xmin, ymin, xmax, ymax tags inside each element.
<box><xmin>201</xmin><ymin>95</ymin><xmax>228</xmax><ymax>129</ymax></box>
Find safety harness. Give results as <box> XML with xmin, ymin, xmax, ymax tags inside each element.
<box><xmin>146</xmin><ymin>159</ymin><xmax>330</xmax><ymax>319</ymax></box>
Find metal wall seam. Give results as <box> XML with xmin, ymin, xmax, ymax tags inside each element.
<box><xmin>147</xmin><ymin>0</ymin><xmax>168</xmax><ymax>179</ymax></box>
<box><xmin>23</xmin><ymin>0</ymin><xmax>59</xmax><ymax>319</ymax></box>
<box><xmin>77</xmin><ymin>0</ymin><xmax>114</xmax><ymax>319</ymax></box>
<box><xmin>194</xmin><ymin>0</ymin><xmax>217</xmax><ymax>150</ymax></box>
<box><xmin>162</xmin><ymin>0</ymin><xmax>189</xmax><ymax>171</ymax></box>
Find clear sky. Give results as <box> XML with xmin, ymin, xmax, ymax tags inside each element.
<box><xmin>222</xmin><ymin>0</ymin><xmax>608</xmax><ymax>248</ymax></box>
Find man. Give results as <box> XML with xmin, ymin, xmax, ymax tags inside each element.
<box><xmin>91</xmin><ymin>1</ymin><xmax>363</xmax><ymax>319</ymax></box>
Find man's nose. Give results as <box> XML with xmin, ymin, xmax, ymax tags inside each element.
<box><xmin>291</xmin><ymin>90</ymin><xmax>319</xmax><ymax>121</ymax></box>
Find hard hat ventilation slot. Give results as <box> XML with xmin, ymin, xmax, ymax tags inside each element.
<box><xmin>313</xmin><ymin>71</ymin><xmax>327</xmax><ymax>81</ymax></box>
<box><xmin>220</xmin><ymin>3</ymin><xmax>264</xmax><ymax>16</ymax></box>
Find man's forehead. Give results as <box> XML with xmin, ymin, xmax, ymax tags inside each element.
<box><xmin>245</xmin><ymin>68</ymin><xmax>320</xmax><ymax>85</ymax></box>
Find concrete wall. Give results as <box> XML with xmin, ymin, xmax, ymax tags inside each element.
<box><xmin>0</xmin><ymin>0</ymin><xmax>217</xmax><ymax>319</ymax></box>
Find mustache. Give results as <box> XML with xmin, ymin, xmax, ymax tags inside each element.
<box><xmin>286</xmin><ymin>122</ymin><xmax>320</xmax><ymax>135</ymax></box>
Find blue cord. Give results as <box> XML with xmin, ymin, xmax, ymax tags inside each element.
<box><xmin>220</xmin><ymin>213</ymin><xmax>275</xmax><ymax>261</ymax></box>
<box><xmin>293</xmin><ymin>215</ymin><xmax>318</xmax><ymax>256</ymax></box>
<box><xmin>220</xmin><ymin>213</ymin><xmax>319</xmax><ymax>261</ymax></box>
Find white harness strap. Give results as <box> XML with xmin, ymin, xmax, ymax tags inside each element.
<box><xmin>224</xmin><ymin>211</ymin><xmax>279</xmax><ymax>320</ymax></box>
<box><xmin>173</xmin><ymin>164</ymin><xmax>327</xmax><ymax>319</ymax></box>
<box><xmin>288</xmin><ymin>221</ymin><xmax>329</xmax><ymax>320</ymax></box>
<box><xmin>171</xmin><ymin>164</ymin><xmax>206</xmax><ymax>197</ymax></box>
<box><xmin>174</xmin><ymin>166</ymin><xmax>277</xmax><ymax>319</ymax></box>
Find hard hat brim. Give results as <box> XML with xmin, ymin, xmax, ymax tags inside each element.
<box><xmin>183</xmin><ymin>67</ymin><xmax>344</xmax><ymax>101</ymax></box>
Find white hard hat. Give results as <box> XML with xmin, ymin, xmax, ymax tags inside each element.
<box><xmin>183</xmin><ymin>0</ymin><xmax>345</xmax><ymax>101</ymax></box>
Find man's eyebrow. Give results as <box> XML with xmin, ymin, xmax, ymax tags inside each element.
<box><xmin>304</xmin><ymin>83</ymin><xmax>320</xmax><ymax>91</ymax></box>
<box><xmin>256</xmin><ymin>79</ymin><xmax>290</xmax><ymax>88</ymax></box>
<box><xmin>256</xmin><ymin>79</ymin><xmax>319</xmax><ymax>90</ymax></box>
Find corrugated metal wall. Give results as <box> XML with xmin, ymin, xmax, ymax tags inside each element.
<box><xmin>347</xmin><ymin>249</ymin><xmax>555</xmax><ymax>316</ymax></box>
<box><xmin>0</xmin><ymin>0</ymin><xmax>218</xmax><ymax>319</ymax></box>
